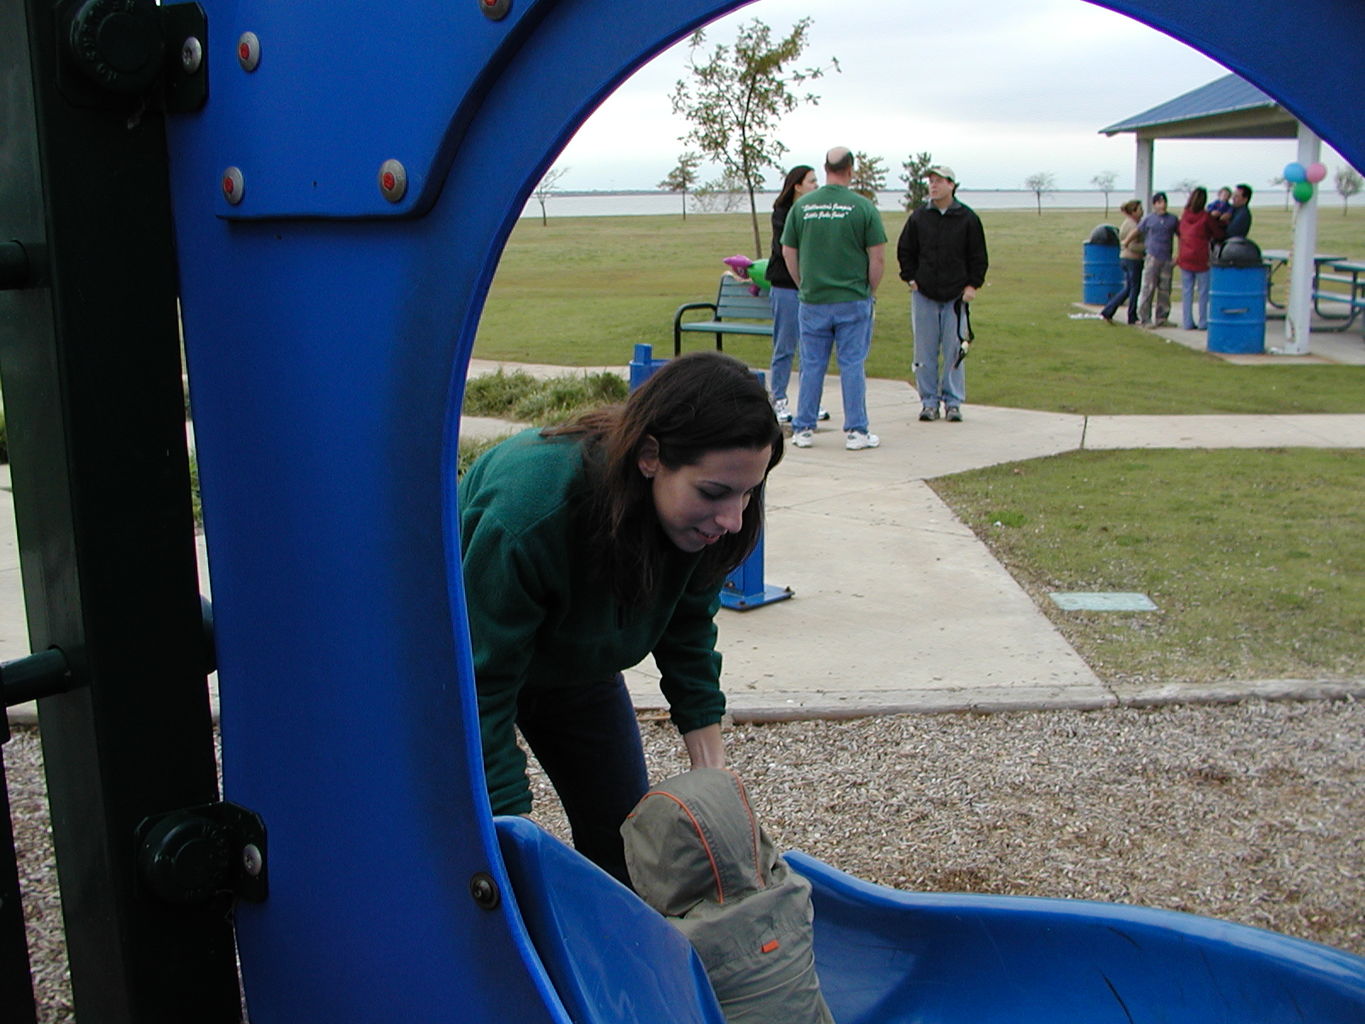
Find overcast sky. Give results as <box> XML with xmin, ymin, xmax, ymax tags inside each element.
<box><xmin>551</xmin><ymin>0</ymin><xmax>1352</xmax><ymax>194</ymax></box>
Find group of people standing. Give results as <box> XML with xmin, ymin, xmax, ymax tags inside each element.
<box><xmin>766</xmin><ymin>147</ymin><xmax>989</xmax><ymax>444</ymax></box>
<box><xmin>1101</xmin><ymin>183</ymin><xmax>1253</xmax><ymax>330</ymax></box>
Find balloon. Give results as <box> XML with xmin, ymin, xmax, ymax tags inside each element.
<box><xmin>1292</xmin><ymin>180</ymin><xmax>1315</xmax><ymax>203</ymax></box>
<box><xmin>748</xmin><ymin>258</ymin><xmax>770</xmax><ymax>290</ymax></box>
<box><xmin>1306</xmin><ymin>162</ymin><xmax>1328</xmax><ymax>184</ymax></box>
<box><xmin>1283</xmin><ymin>162</ymin><xmax>1307</xmax><ymax>183</ymax></box>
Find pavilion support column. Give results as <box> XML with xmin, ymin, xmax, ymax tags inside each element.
<box><xmin>1134</xmin><ymin>136</ymin><xmax>1155</xmax><ymax>206</ymax></box>
<box><xmin>1283</xmin><ymin>123</ymin><xmax>1322</xmax><ymax>355</ymax></box>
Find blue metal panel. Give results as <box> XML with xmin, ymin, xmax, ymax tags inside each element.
<box><xmin>1092</xmin><ymin>0</ymin><xmax>1365</xmax><ymax>170</ymax></box>
<box><xmin>161</xmin><ymin>0</ymin><xmax>1365</xmax><ymax>1021</ymax></box>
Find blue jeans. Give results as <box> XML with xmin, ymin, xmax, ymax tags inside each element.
<box><xmin>1101</xmin><ymin>257</ymin><xmax>1143</xmax><ymax>323</ymax></box>
<box><xmin>768</xmin><ymin>285</ymin><xmax>800</xmax><ymax>403</ymax></box>
<box><xmin>794</xmin><ymin>298</ymin><xmax>873</xmax><ymax>433</ymax></box>
<box><xmin>1181</xmin><ymin>268</ymin><xmax>1210</xmax><ymax>329</ymax></box>
<box><xmin>515</xmin><ymin>672</ymin><xmax>648</xmax><ymax>885</ymax></box>
<box><xmin>911</xmin><ymin>291</ymin><xmax>967</xmax><ymax>410</ymax></box>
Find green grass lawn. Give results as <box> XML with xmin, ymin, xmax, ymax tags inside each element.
<box><xmin>476</xmin><ymin>206</ymin><xmax>1365</xmax><ymax>415</ymax></box>
<box><xmin>931</xmin><ymin>448</ymin><xmax>1365</xmax><ymax>686</ymax></box>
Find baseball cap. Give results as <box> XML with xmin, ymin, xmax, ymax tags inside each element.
<box><xmin>926</xmin><ymin>165</ymin><xmax>957</xmax><ymax>183</ymax></box>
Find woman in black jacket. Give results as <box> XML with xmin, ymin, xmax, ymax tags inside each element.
<box><xmin>766</xmin><ymin>165</ymin><xmax>817</xmax><ymax>423</ymax></box>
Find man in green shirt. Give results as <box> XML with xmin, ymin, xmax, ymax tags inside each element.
<box><xmin>780</xmin><ymin>146</ymin><xmax>887</xmax><ymax>451</ymax></box>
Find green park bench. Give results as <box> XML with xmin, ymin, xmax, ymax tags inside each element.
<box><xmin>672</xmin><ymin>274</ymin><xmax>774</xmax><ymax>356</ymax></box>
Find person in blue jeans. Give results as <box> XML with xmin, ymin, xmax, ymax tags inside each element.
<box><xmin>1101</xmin><ymin>199</ymin><xmax>1145</xmax><ymax>324</ymax></box>
<box><xmin>896</xmin><ymin>165</ymin><xmax>989</xmax><ymax>421</ymax></box>
<box><xmin>766</xmin><ymin>164</ymin><xmax>817</xmax><ymax>423</ymax></box>
<box><xmin>780</xmin><ymin>147</ymin><xmax>887</xmax><ymax>451</ymax></box>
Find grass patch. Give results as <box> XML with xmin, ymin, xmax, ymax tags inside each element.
<box><xmin>463</xmin><ymin>368</ymin><xmax>627</xmax><ymax>423</ymax></box>
<box><xmin>475</xmin><ymin>208</ymin><xmax>1365</xmax><ymax>415</ymax></box>
<box><xmin>458</xmin><ymin>368</ymin><xmax>629</xmax><ymax>475</ymax></box>
<box><xmin>930</xmin><ymin>448</ymin><xmax>1365</xmax><ymax>685</ymax></box>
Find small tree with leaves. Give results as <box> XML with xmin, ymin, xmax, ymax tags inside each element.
<box><xmin>671</xmin><ymin>17</ymin><xmax>838</xmax><ymax>255</ymax></box>
<box><xmin>532</xmin><ymin>166</ymin><xmax>570</xmax><ymax>226</ymax></box>
<box><xmin>850</xmin><ymin>152</ymin><xmax>887</xmax><ymax>201</ymax></box>
<box><xmin>900</xmin><ymin>152</ymin><xmax>934</xmax><ymax>210</ymax></box>
<box><xmin>1335</xmin><ymin>166</ymin><xmax>1363</xmax><ymax>216</ymax></box>
<box><xmin>1091</xmin><ymin>171</ymin><xmax>1117</xmax><ymax>217</ymax></box>
<box><xmin>1024</xmin><ymin>172</ymin><xmax>1055</xmax><ymax>215</ymax></box>
<box><xmin>659</xmin><ymin>152</ymin><xmax>702</xmax><ymax>220</ymax></box>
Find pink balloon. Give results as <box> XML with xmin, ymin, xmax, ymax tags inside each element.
<box><xmin>1306</xmin><ymin>162</ymin><xmax>1328</xmax><ymax>184</ymax></box>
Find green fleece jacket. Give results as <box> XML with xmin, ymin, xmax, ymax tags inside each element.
<box><xmin>459</xmin><ymin>429</ymin><xmax>726</xmax><ymax>814</ymax></box>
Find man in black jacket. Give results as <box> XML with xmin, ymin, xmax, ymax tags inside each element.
<box><xmin>896</xmin><ymin>166</ymin><xmax>988</xmax><ymax>422</ymax></box>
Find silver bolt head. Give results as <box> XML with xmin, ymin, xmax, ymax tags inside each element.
<box><xmin>237</xmin><ymin>31</ymin><xmax>261</xmax><ymax>72</ymax></box>
<box><xmin>242</xmin><ymin>843</ymin><xmax>263</xmax><ymax>877</ymax></box>
<box><xmin>181</xmin><ymin>36</ymin><xmax>203</xmax><ymax>74</ymax></box>
<box><xmin>222</xmin><ymin>166</ymin><xmax>245</xmax><ymax>205</ymax></box>
<box><xmin>379</xmin><ymin>159</ymin><xmax>407</xmax><ymax>203</ymax></box>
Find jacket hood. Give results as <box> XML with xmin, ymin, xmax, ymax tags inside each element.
<box><xmin>621</xmin><ymin>769</ymin><xmax>778</xmax><ymax>917</ymax></box>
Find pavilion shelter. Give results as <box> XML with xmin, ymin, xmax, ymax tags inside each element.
<box><xmin>1100</xmin><ymin>73</ymin><xmax>1326</xmax><ymax>353</ymax></box>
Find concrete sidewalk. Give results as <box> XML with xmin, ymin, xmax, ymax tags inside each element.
<box><xmin>6</xmin><ymin>357</ymin><xmax>1365</xmax><ymax>725</ymax></box>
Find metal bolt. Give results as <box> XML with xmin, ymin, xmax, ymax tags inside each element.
<box><xmin>468</xmin><ymin>872</ymin><xmax>500</xmax><ymax>910</ymax></box>
<box><xmin>237</xmin><ymin>31</ymin><xmax>260</xmax><ymax>71</ymax></box>
<box><xmin>180</xmin><ymin>36</ymin><xmax>203</xmax><ymax>74</ymax></box>
<box><xmin>222</xmin><ymin>166</ymin><xmax>245</xmax><ymax>205</ymax></box>
<box><xmin>479</xmin><ymin>0</ymin><xmax>511</xmax><ymax>20</ymax></box>
<box><xmin>378</xmin><ymin>159</ymin><xmax>407</xmax><ymax>203</ymax></box>
<box><xmin>242</xmin><ymin>843</ymin><xmax>263</xmax><ymax>877</ymax></box>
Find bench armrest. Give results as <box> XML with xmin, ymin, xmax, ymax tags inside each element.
<box><xmin>672</xmin><ymin>301</ymin><xmax>719</xmax><ymax>356</ymax></box>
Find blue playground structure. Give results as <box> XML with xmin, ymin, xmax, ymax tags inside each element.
<box><xmin>2</xmin><ymin>0</ymin><xmax>1364</xmax><ymax>1020</ymax></box>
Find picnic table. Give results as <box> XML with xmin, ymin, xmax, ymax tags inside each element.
<box><xmin>1313</xmin><ymin>258</ymin><xmax>1365</xmax><ymax>332</ymax></box>
<box><xmin>1261</xmin><ymin>249</ymin><xmax>1344</xmax><ymax>310</ymax></box>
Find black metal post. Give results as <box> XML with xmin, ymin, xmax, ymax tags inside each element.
<box><xmin>0</xmin><ymin>0</ymin><xmax>240</xmax><ymax>1019</ymax></box>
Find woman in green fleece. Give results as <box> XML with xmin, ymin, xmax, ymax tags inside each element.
<box><xmin>459</xmin><ymin>351</ymin><xmax>784</xmax><ymax>883</ymax></box>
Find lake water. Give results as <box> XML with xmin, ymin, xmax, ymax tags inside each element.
<box><xmin>521</xmin><ymin>189</ymin><xmax>1131</xmax><ymax>219</ymax></box>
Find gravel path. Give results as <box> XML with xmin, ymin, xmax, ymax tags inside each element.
<box><xmin>10</xmin><ymin>697</ymin><xmax>1365</xmax><ymax>1021</ymax></box>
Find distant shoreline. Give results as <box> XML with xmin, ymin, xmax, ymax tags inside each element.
<box><xmin>522</xmin><ymin>187</ymin><xmax>1146</xmax><ymax>218</ymax></box>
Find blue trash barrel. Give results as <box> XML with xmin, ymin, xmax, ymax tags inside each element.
<box><xmin>1208</xmin><ymin>238</ymin><xmax>1267</xmax><ymax>354</ymax></box>
<box><xmin>1082</xmin><ymin>225</ymin><xmax>1122</xmax><ymax>305</ymax></box>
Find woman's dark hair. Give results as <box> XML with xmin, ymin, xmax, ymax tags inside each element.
<box><xmin>1184</xmin><ymin>186</ymin><xmax>1208</xmax><ymax>214</ymax></box>
<box><xmin>774</xmin><ymin>165</ymin><xmax>815</xmax><ymax>211</ymax></box>
<box><xmin>544</xmin><ymin>351</ymin><xmax>783</xmax><ymax>603</ymax></box>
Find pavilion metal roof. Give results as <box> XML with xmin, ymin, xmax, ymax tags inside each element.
<box><xmin>1100</xmin><ymin>73</ymin><xmax>1298</xmax><ymax>140</ymax></box>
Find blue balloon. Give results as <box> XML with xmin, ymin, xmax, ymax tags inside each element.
<box><xmin>1283</xmin><ymin>161</ymin><xmax>1308</xmax><ymax>183</ymax></box>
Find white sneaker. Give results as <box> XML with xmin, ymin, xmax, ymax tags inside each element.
<box><xmin>773</xmin><ymin>398</ymin><xmax>792</xmax><ymax>424</ymax></box>
<box><xmin>792</xmin><ymin>430</ymin><xmax>814</xmax><ymax>448</ymax></box>
<box><xmin>817</xmin><ymin>407</ymin><xmax>831</xmax><ymax>421</ymax></box>
<box><xmin>845</xmin><ymin>430</ymin><xmax>880</xmax><ymax>450</ymax></box>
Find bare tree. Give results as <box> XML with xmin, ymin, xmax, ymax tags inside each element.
<box><xmin>531</xmin><ymin>166</ymin><xmax>570</xmax><ymax>226</ymax></box>
<box><xmin>1023</xmin><ymin>172</ymin><xmax>1056</xmax><ymax>215</ymax></box>
<box><xmin>900</xmin><ymin>151</ymin><xmax>934</xmax><ymax>210</ymax></box>
<box><xmin>850</xmin><ymin>152</ymin><xmax>887</xmax><ymax>201</ymax></box>
<box><xmin>1335</xmin><ymin>166</ymin><xmax>1363</xmax><ymax>216</ymax></box>
<box><xmin>1269</xmin><ymin>174</ymin><xmax>1292</xmax><ymax>211</ymax></box>
<box><xmin>1091</xmin><ymin>171</ymin><xmax>1118</xmax><ymax>217</ymax></box>
<box><xmin>659</xmin><ymin>152</ymin><xmax>702</xmax><ymax>220</ymax></box>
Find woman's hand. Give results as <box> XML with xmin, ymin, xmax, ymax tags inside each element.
<box><xmin>683</xmin><ymin>723</ymin><xmax>726</xmax><ymax>770</ymax></box>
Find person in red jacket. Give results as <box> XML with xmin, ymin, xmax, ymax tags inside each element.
<box><xmin>1176</xmin><ymin>186</ymin><xmax>1217</xmax><ymax>330</ymax></box>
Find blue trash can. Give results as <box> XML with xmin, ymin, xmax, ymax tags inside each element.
<box><xmin>1082</xmin><ymin>225</ymin><xmax>1122</xmax><ymax>305</ymax></box>
<box><xmin>1208</xmin><ymin>238</ymin><xmax>1267</xmax><ymax>354</ymax></box>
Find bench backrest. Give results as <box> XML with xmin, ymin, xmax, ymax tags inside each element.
<box><xmin>714</xmin><ymin>275</ymin><xmax>773</xmax><ymax>321</ymax></box>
